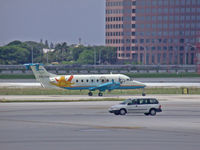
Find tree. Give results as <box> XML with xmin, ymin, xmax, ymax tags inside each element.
<box><xmin>77</xmin><ymin>50</ymin><xmax>94</xmax><ymax>64</ymax></box>
<box><xmin>7</xmin><ymin>40</ymin><xmax>22</xmax><ymax>46</ymax></box>
<box><xmin>71</xmin><ymin>46</ymin><xmax>84</xmax><ymax>61</ymax></box>
<box><xmin>0</xmin><ymin>45</ymin><xmax>29</xmax><ymax>64</ymax></box>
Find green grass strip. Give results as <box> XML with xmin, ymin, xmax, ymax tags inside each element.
<box><xmin>0</xmin><ymin>87</ymin><xmax>200</xmax><ymax>95</ymax></box>
<box><xmin>0</xmin><ymin>74</ymin><xmax>35</xmax><ymax>79</ymax></box>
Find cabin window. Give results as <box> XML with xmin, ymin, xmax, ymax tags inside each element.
<box><xmin>107</xmin><ymin>79</ymin><xmax>109</xmax><ymax>82</ymax></box>
<box><xmin>86</xmin><ymin>79</ymin><xmax>89</xmax><ymax>82</ymax></box>
<box><xmin>81</xmin><ymin>80</ymin><xmax>84</xmax><ymax>82</ymax></box>
<box><xmin>91</xmin><ymin>79</ymin><xmax>94</xmax><ymax>82</ymax></box>
<box><xmin>76</xmin><ymin>80</ymin><xmax>79</xmax><ymax>82</ymax></box>
<box><xmin>102</xmin><ymin>79</ymin><xmax>104</xmax><ymax>82</ymax></box>
<box><xmin>97</xmin><ymin>79</ymin><xmax>99</xmax><ymax>82</ymax></box>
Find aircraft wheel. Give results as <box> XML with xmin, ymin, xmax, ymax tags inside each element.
<box><xmin>98</xmin><ymin>92</ymin><xmax>103</xmax><ymax>97</ymax></box>
<box><xmin>88</xmin><ymin>92</ymin><xmax>93</xmax><ymax>96</ymax></box>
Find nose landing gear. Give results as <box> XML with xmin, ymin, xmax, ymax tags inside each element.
<box><xmin>142</xmin><ymin>88</ymin><xmax>146</xmax><ymax>96</ymax></box>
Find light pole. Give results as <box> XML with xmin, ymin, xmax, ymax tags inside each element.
<box><xmin>47</xmin><ymin>51</ymin><xmax>48</xmax><ymax>64</ymax></box>
<box><xmin>94</xmin><ymin>48</ymin><xmax>96</xmax><ymax>65</ymax></box>
<box><xmin>144</xmin><ymin>46</ymin><xmax>146</xmax><ymax>65</ymax></box>
<box><xmin>31</xmin><ymin>47</ymin><xmax>33</xmax><ymax>64</ymax></box>
<box><xmin>99</xmin><ymin>49</ymin><xmax>101</xmax><ymax>65</ymax></box>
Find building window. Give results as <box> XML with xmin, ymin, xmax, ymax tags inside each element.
<box><xmin>132</xmin><ymin>16</ymin><xmax>136</xmax><ymax>21</ymax></box>
<box><xmin>140</xmin><ymin>39</ymin><xmax>144</xmax><ymax>43</ymax></box>
<box><xmin>132</xmin><ymin>1</ymin><xmax>136</xmax><ymax>6</ymax></box>
<box><xmin>140</xmin><ymin>53</ymin><xmax>143</xmax><ymax>63</ymax></box>
<box><xmin>191</xmin><ymin>53</ymin><xmax>194</xmax><ymax>64</ymax></box>
<box><xmin>132</xmin><ymin>53</ymin><xmax>138</xmax><ymax>63</ymax></box>
<box><xmin>180</xmin><ymin>46</ymin><xmax>184</xmax><ymax>51</ymax></box>
<box><xmin>157</xmin><ymin>53</ymin><xmax>161</xmax><ymax>64</ymax></box>
<box><xmin>180</xmin><ymin>39</ymin><xmax>184</xmax><ymax>43</ymax></box>
<box><xmin>180</xmin><ymin>53</ymin><xmax>184</xmax><ymax>64</ymax></box>
<box><xmin>169</xmin><ymin>53</ymin><xmax>173</xmax><ymax>64</ymax></box>
<box><xmin>126</xmin><ymin>53</ymin><xmax>130</xmax><ymax>57</ymax></box>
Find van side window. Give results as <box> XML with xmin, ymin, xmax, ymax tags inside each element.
<box><xmin>149</xmin><ymin>99</ymin><xmax>158</xmax><ymax>104</ymax></box>
<box><xmin>139</xmin><ymin>99</ymin><xmax>148</xmax><ymax>104</ymax></box>
<box><xmin>131</xmin><ymin>99</ymin><xmax>137</xmax><ymax>105</ymax></box>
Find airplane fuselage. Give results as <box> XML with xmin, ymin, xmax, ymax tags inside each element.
<box><xmin>24</xmin><ymin>63</ymin><xmax>146</xmax><ymax>96</ymax></box>
<box><xmin>49</xmin><ymin>74</ymin><xmax>145</xmax><ymax>90</ymax></box>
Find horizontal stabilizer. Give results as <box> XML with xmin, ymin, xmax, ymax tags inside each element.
<box><xmin>24</xmin><ymin>63</ymin><xmax>43</xmax><ymax>71</ymax></box>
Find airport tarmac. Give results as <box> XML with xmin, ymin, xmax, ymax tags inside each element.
<box><xmin>0</xmin><ymin>94</ymin><xmax>200</xmax><ymax>101</ymax></box>
<box><xmin>0</xmin><ymin>95</ymin><xmax>200</xmax><ymax>150</ymax></box>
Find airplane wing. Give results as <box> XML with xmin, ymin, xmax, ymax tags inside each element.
<box><xmin>89</xmin><ymin>80</ymin><xmax>120</xmax><ymax>92</ymax></box>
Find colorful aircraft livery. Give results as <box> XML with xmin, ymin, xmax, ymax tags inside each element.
<box><xmin>24</xmin><ymin>63</ymin><xmax>146</xmax><ymax>96</ymax></box>
<box><xmin>51</xmin><ymin>75</ymin><xmax>74</xmax><ymax>87</ymax></box>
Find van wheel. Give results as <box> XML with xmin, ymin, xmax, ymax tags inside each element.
<box><xmin>149</xmin><ymin>109</ymin><xmax>156</xmax><ymax>116</ymax></box>
<box><xmin>119</xmin><ymin>109</ymin><xmax>127</xmax><ymax>115</ymax></box>
<box><xmin>144</xmin><ymin>113</ymin><xmax>149</xmax><ymax>116</ymax></box>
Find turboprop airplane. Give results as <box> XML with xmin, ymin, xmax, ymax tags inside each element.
<box><xmin>24</xmin><ymin>63</ymin><xmax>146</xmax><ymax>96</ymax></box>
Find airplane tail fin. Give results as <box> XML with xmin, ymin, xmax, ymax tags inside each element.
<box><xmin>24</xmin><ymin>63</ymin><xmax>56</xmax><ymax>88</ymax></box>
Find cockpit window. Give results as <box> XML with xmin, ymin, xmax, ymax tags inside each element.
<box><xmin>119</xmin><ymin>78</ymin><xmax>125</xmax><ymax>83</ymax></box>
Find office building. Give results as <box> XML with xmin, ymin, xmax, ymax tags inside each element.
<box><xmin>105</xmin><ymin>0</ymin><xmax>200</xmax><ymax>65</ymax></box>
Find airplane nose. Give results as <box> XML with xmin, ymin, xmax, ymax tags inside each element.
<box><xmin>142</xmin><ymin>83</ymin><xmax>147</xmax><ymax>88</ymax></box>
<box><xmin>136</xmin><ymin>81</ymin><xmax>146</xmax><ymax>88</ymax></box>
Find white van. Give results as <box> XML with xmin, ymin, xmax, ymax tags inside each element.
<box><xmin>109</xmin><ymin>98</ymin><xmax>162</xmax><ymax>116</ymax></box>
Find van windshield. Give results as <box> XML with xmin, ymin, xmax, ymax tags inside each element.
<box><xmin>120</xmin><ymin>99</ymin><xmax>132</xmax><ymax>105</ymax></box>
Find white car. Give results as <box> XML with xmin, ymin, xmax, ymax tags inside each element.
<box><xmin>109</xmin><ymin>98</ymin><xmax>162</xmax><ymax>116</ymax></box>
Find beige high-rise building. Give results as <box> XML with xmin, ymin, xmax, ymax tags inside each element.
<box><xmin>105</xmin><ymin>0</ymin><xmax>200</xmax><ymax>65</ymax></box>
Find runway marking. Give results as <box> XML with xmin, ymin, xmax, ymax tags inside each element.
<box><xmin>0</xmin><ymin>118</ymin><xmax>143</xmax><ymax>130</ymax></box>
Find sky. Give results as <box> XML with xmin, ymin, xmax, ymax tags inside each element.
<box><xmin>0</xmin><ymin>0</ymin><xmax>105</xmax><ymax>46</ymax></box>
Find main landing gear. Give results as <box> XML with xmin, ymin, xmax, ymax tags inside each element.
<box><xmin>98</xmin><ymin>92</ymin><xmax>103</xmax><ymax>97</ymax></box>
<box><xmin>88</xmin><ymin>91</ymin><xmax>103</xmax><ymax>97</ymax></box>
<box><xmin>88</xmin><ymin>91</ymin><xmax>93</xmax><ymax>96</ymax></box>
